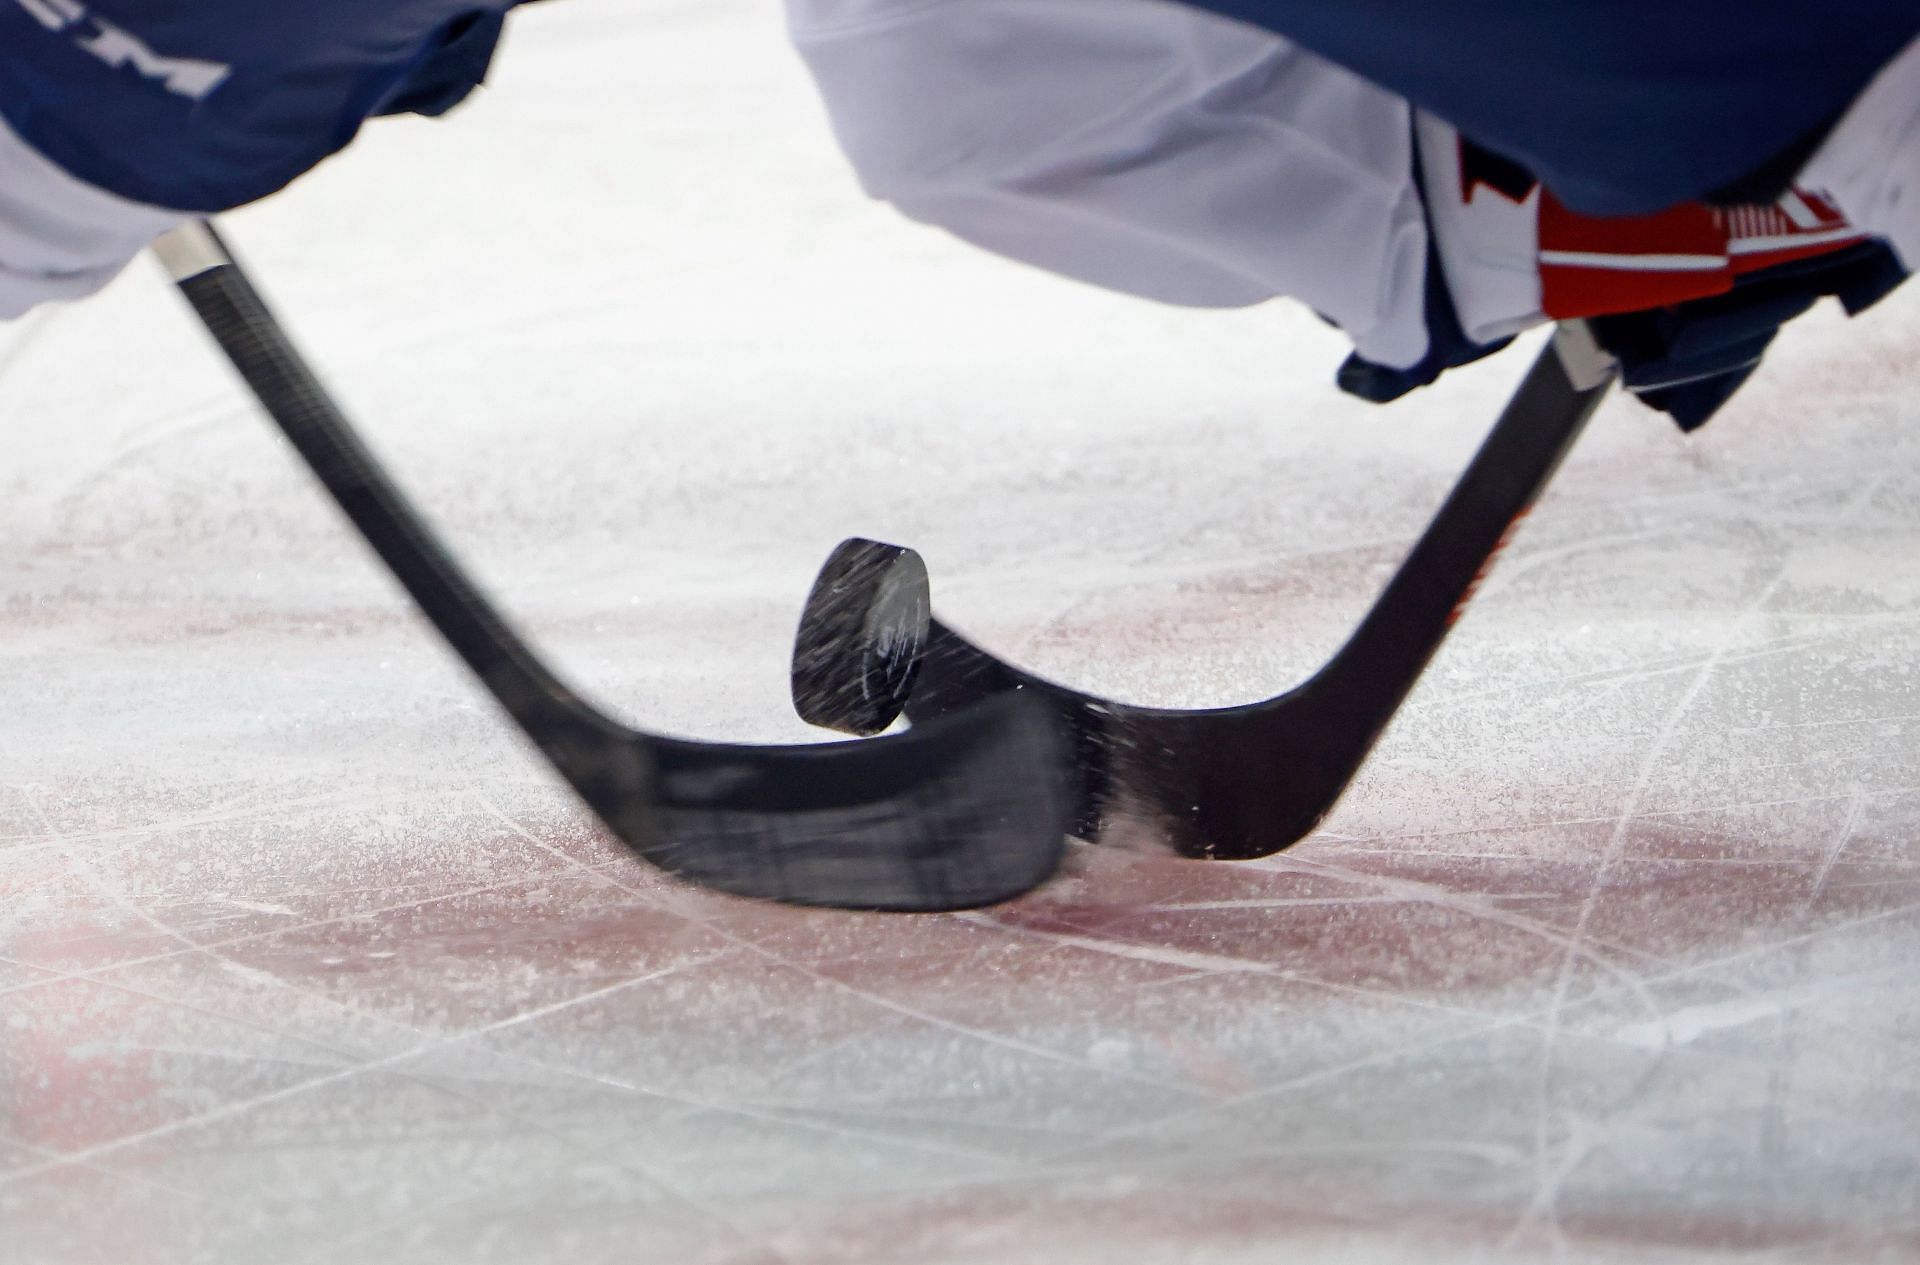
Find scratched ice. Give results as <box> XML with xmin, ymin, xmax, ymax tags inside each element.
<box><xmin>3</xmin><ymin>3</ymin><xmax>1919</xmax><ymax>1263</ymax></box>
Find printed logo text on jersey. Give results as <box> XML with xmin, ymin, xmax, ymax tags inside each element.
<box><xmin>14</xmin><ymin>0</ymin><xmax>231</xmax><ymax>101</ymax></box>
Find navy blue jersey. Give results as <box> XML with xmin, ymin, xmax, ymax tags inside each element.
<box><xmin>7</xmin><ymin>0</ymin><xmax>1916</xmax><ymax>217</ymax></box>
<box><xmin>1184</xmin><ymin>1</ymin><xmax>1919</xmax><ymax>216</ymax></box>
<box><xmin>2</xmin><ymin>0</ymin><xmax>520</xmax><ymax>211</ymax></box>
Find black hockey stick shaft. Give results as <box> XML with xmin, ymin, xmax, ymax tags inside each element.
<box><xmin>154</xmin><ymin>221</ymin><xmax>1069</xmax><ymax>911</ymax></box>
<box><xmin>1298</xmin><ymin>323</ymin><xmax>1614</xmax><ymax>708</ymax></box>
<box><xmin>159</xmin><ymin>231</ymin><xmax>598</xmax><ymax>748</ymax></box>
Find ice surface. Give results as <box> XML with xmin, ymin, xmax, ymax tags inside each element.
<box><xmin>3</xmin><ymin>2</ymin><xmax>1919</xmax><ymax>1261</ymax></box>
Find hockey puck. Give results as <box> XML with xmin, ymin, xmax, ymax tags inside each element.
<box><xmin>791</xmin><ymin>538</ymin><xmax>931</xmax><ymax>736</ymax></box>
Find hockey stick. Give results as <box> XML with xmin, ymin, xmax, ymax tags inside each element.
<box><xmin>152</xmin><ymin>221</ymin><xmax>1069</xmax><ymax>911</ymax></box>
<box><xmin>792</xmin><ymin>323</ymin><xmax>1618</xmax><ymax>858</ymax></box>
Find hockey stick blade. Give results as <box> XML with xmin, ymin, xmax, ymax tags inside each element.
<box><xmin>152</xmin><ymin>222</ymin><xmax>1069</xmax><ymax>912</ymax></box>
<box><xmin>802</xmin><ymin>325</ymin><xmax>1617</xmax><ymax>860</ymax></box>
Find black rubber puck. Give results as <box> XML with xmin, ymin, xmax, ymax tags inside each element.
<box><xmin>791</xmin><ymin>538</ymin><xmax>931</xmax><ymax>736</ymax></box>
